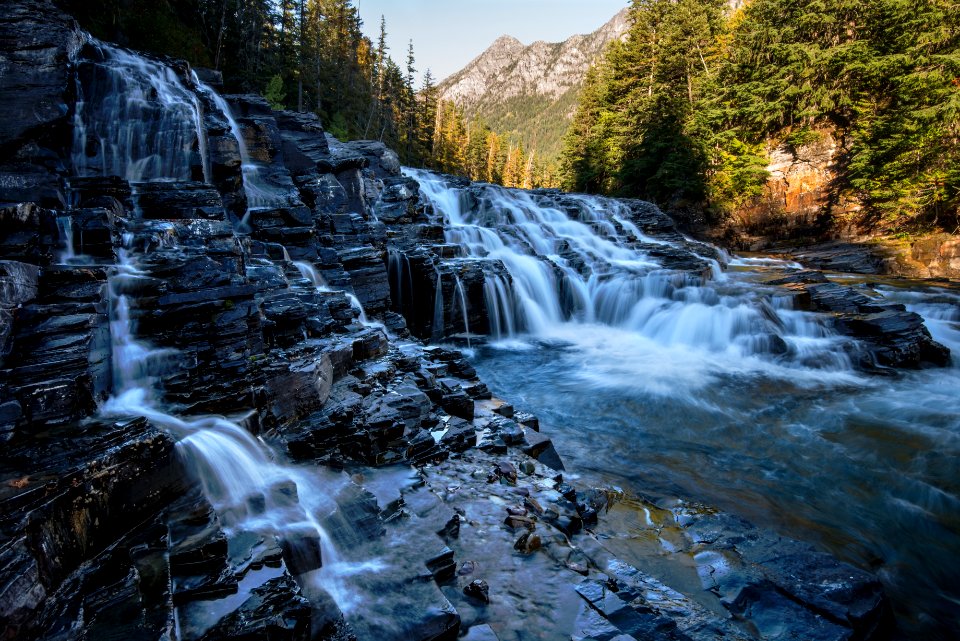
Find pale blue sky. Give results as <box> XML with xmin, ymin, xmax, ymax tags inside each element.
<box><xmin>356</xmin><ymin>0</ymin><xmax>629</xmax><ymax>84</ymax></box>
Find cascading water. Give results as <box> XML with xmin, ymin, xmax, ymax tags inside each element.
<box><xmin>68</xmin><ymin>44</ymin><xmax>372</xmax><ymax>620</ymax></box>
<box><xmin>102</xmin><ymin>220</ymin><xmax>365</xmax><ymax>607</ymax></box>
<box><xmin>453</xmin><ymin>274</ymin><xmax>472</xmax><ymax>347</ymax></box>
<box><xmin>291</xmin><ymin>255</ymin><xmax>383</xmax><ymax>332</ymax></box>
<box><xmin>387</xmin><ymin>249</ymin><xmax>414</xmax><ymax>314</ymax></box>
<box><xmin>293</xmin><ymin>260</ymin><xmax>328</xmax><ymax>289</ymax></box>
<box><xmin>194</xmin><ymin>77</ymin><xmax>288</xmax><ymax>230</ymax></box>
<box><xmin>400</xmin><ymin>170</ymin><xmax>960</xmax><ymax>638</ymax></box>
<box><xmin>56</xmin><ymin>216</ymin><xmax>76</xmax><ymax>263</ymax></box>
<box><xmin>432</xmin><ymin>265</ymin><xmax>445</xmax><ymax>342</ymax></box>
<box><xmin>72</xmin><ymin>39</ymin><xmax>209</xmax><ymax>183</ymax></box>
<box><xmin>405</xmin><ymin>167</ymin><xmax>849</xmax><ymax>371</ymax></box>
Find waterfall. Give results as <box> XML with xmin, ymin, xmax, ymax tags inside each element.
<box><xmin>453</xmin><ymin>274</ymin><xmax>471</xmax><ymax>347</ymax></box>
<box><xmin>293</xmin><ymin>260</ymin><xmax>328</xmax><ymax>289</ymax></box>
<box><xmin>483</xmin><ymin>274</ymin><xmax>515</xmax><ymax>340</ymax></box>
<box><xmin>100</xmin><ymin>226</ymin><xmax>358</xmax><ymax>612</ymax></box>
<box><xmin>292</xmin><ymin>254</ymin><xmax>386</xmax><ymax>334</ymax></box>
<box><xmin>346</xmin><ymin>293</ymin><xmax>371</xmax><ymax>325</ymax></box>
<box><xmin>194</xmin><ymin>76</ymin><xmax>288</xmax><ymax>229</ymax></box>
<box><xmin>387</xmin><ymin>249</ymin><xmax>414</xmax><ymax>314</ymax></box>
<box><xmin>56</xmin><ymin>216</ymin><xmax>76</xmax><ymax>263</ymax></box>
<box><xmin>72</xmin><ymin>39</ymin><xmax>209</xmax><ymax>183</ymax></box>
<box><xmin>432</xmin><ymin>265</ymin><xmax>445</xmax><ymax>341</ymax></box>
<box><xmin>405</xmin><ymin>167</ymin><xmax>852</xmax><ymax>370</ymax></box>
<box><xmin>70</xmin><ymin>47</ymin><xmax>356</xmax><ymax>609</ymax></box>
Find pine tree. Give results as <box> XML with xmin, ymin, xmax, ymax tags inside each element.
<box><xmin>418</xmin><ymin>69</ymin><xmax>439</xmax><ymax>165</ymax></box>
<box><xmin>402</xmin><ymin>40</ymin><xmax>419</xmax><ymax>162</ymax></box>
<box><xmin>264</xmin><ymin>73</ymin><xmax>286</xmax><ymax>110</ymax></box>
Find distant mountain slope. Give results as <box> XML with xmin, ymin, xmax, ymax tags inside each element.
<box><xmin>438</xmin><ymin>8</ymin><xmax>630</xmax><ymax>160</ymax></box>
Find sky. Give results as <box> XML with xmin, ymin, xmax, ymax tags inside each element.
<box><xmin>355</xmin><ymin>0</ymin><xmax>629</xmax><ymax>85</ymax></box>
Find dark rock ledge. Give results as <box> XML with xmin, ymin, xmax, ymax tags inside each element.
<box><xmin>0</xmin><ymin>1</ymin><xmax>911</xmax><ymax>639</ymax></box>
<box><xmin>766</xmin><ymin>271</ymin><xmax>950</xmax><ymax>369</ymax></box>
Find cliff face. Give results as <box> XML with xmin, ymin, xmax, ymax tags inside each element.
<box><xmin>726</xmin><ymin>130</ymin><xmax>960</xmax><ymax>279</ymax></box>
<box><xmin>731</xmin><ymin>131</ymin><xmax>858</xmax><ymax>245</ymax></box>
<box><xmin>437</xmin><ymin>8</ymin><xmax>630</xmax><ymax>158</ymax></box>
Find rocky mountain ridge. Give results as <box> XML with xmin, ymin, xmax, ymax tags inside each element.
<box><xmin>437</xmin><ymin>8</ymin><xmax>630</xmax><ymax>158</ymax></box>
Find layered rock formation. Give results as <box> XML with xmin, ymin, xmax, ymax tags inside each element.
<box><xmin>0</xmin><ymin>2</ymin><xmax>942</xmax><ymax>640</ymax></box>
<box><xmin>731</xmin><ymin>131</ymin><xmax>853</xmax><ymax>246</ymax></box>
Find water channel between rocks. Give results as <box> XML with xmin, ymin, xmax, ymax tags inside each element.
<box><xmin>468</xmin><ymin>265</ymin><xmax>960</xmax><ymax>641</ymax></box>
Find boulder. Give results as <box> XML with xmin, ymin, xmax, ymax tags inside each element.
<box><xmin>198</xmin><ymin>575</ymin><xmax>312</xmax><ymax>641</ymax></box>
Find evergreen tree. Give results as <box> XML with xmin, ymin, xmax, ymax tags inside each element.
<box><xmin>418</xmin><ymin>70</ymin><xmax>439</xmax><ymax>163</ymax></box>
<box><xmin>264</xmin><ymin>73</ymin><xmax>287</xmax><ymax>110</ymax></box>
<box><xmin>402</xmin><ymin>40</ymin><xmax>419</xmax><ymax>162</ymax></box>
<box><xmin>560</xmin><ymin>0</ymin><xmax>960</xmax><ymax>231</ymax></box>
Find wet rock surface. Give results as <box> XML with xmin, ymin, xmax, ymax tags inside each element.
<box><xmin>787</xmin><ymin>242</ymin><xmax>888</xmax><ymax>275</ymax></box>
<box><xmin>0</xmin><ymin>0</ymin><xmax>82</xmax><ymax>209</ymax></box>
<box><xmin>0</xmin><ymin>4</ymin><xmax>938</xmax><ymax>638</ymax></box>
<box><xmin>770</xmin><ymin>276</ymin><xmax>951</xmax><ymax>368</ymax></box>
<box><xmin>780</xmin><ymin>237</ymin><xmax>960</xmax><ymax>281</ymax></box>
<box><xmin>0</xmin><ymin>417</ymin><xmax>187</xmax><ymax>639</ymax></box>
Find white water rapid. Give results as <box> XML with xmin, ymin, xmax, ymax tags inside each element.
<box><xmin>404</xmin><ymin>167</ymin><xmax>855</xmax><ymax>379</ymax></box>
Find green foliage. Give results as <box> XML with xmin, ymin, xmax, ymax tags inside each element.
<box><xmin>561</xmin><ymin>0</ymin><xmax>727</xmax><ymax>205</ymax></box>
<box><xmin>785</xmin><ymin>127</ymin><xmax>822</xmax><ymax>148</ymax></box>
<box><xmin>425</xmin><ymin>100</ymin><xmax>559</xmax><ymax>188</ymax></box>
<box><xmin>264</xmin><ymin>74</ymin><xmax>286</xmax><ymax>110</ymax></box>
<box><xmin>561</xmin><ymin>0</ymin><xmax>960</xmax><ymax>232</ymax></box>
<box><xmin>328</xmin><ymin>112</ymin><xmax>350</xmax><ymax>139</ymax></box>
<box><xmin>60</xmin><ymin>0</ymin><xmax>211</xmax><ymax>65</ymax></box>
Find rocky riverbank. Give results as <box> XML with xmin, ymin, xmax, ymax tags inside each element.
<box><xmin>0</xmin><ymin>1</ymin><xmax>948</xmax><ymax>639</ymax></box>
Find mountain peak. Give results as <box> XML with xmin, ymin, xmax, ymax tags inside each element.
<box><xmin>437</xmin><ymin>8</ymin><xmax>631</xmax><ymax>159</ymax></box>
<box><xmin>491</xmin><ymin>34</ymin><xmax>524</xmax><ymax>49</ymax></box>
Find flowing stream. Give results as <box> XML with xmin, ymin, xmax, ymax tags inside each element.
<box><xmin>69</xmin><ymin>41</ymin><xmax>370</xmax><ymax>626</ymax></box>
<box><xmin>409</xmin><ymin>169</ymin><xmax>960</xmax><ymax>640</ymax></box>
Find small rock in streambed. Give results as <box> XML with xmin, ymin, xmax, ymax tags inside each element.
<box><xmin>503</xmin><ymin>514</ymin><xmax>535</xmax><ymax>530</ymax></box>
<box><xmin>463</xmin><ymin>579</ymin><xmax>490</xmax><ymax>604</ymax></box>
<box><xmin>496</xmin><ymin>460</ymin><xmax>518</xmax><ymax>483</ymax></box>
<box><xmin>524</xmin><ymin>496</ymin><xmax>544</xmax><ymax>516</ymax></box>
<box><xmin>514</xmin><ymin>531</ymin><xmax>542</xmax><ymax>554</ymax></box>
